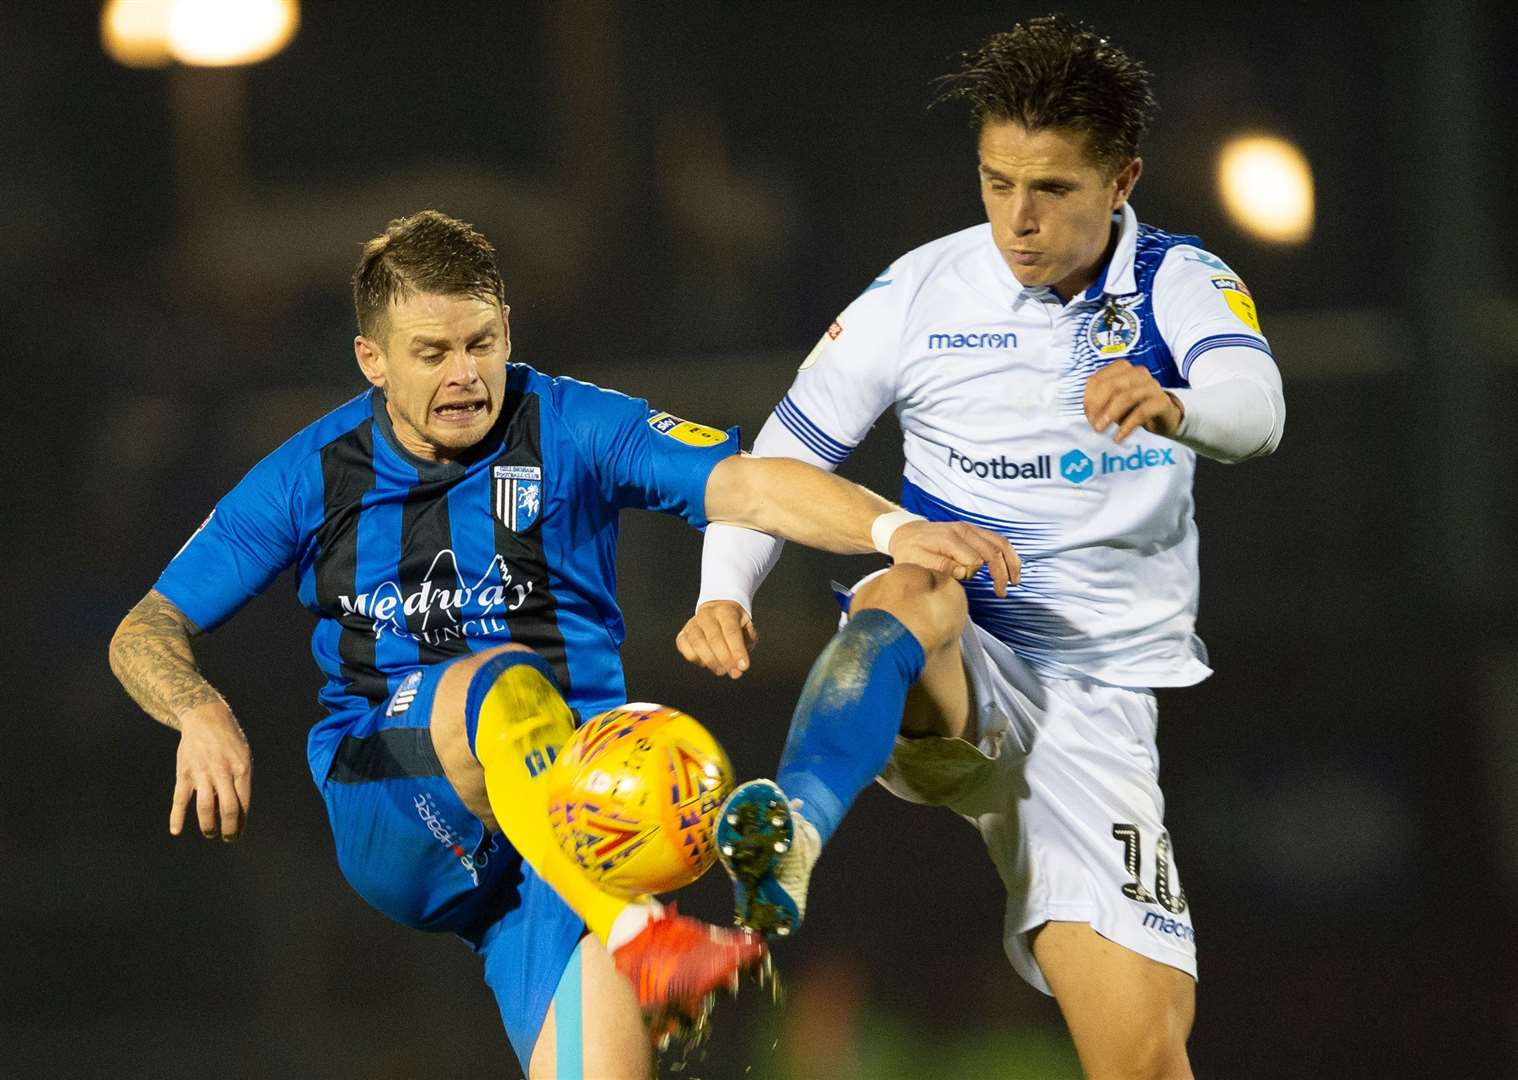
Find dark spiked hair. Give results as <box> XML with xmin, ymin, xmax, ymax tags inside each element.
<box><xmin>352</xmin><ymin>209</ymin><xmax>506</xmax><ymax>338</ymax></box>
<box><xmin>935</xmin><ymin>15</ymin><xmax>1158</xmax><ymax>172</ymax></box>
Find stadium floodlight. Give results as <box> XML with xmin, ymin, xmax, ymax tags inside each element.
<box><xmin>167</xmin><ymin>0</ymin><xmax>299</xmax><ymax>67</ymax></box>
<box><xmin>100</xmin><ymin>0</ymin><xmax>176</xmax><ymax>68</ymax></box>
<box><xmin>1216</xmin><ymin>134</ymin><xmax>1315</xmax><ymax>245</ymax></box>
<box><xmin>100</xmin><ymin>0</ymin><xmax>299</xmax><ymax>69</ymax></box>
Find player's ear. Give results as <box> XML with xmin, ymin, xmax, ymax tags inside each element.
<box><xmin>500</xmin><ymin>302</ymin><xmax>513</xmax><ymax>360</ymax></box>
<box><xmin>354</xmin><ymin>335</ymin><xmax>387</xmax><ymax>389</ymax></box>
<box><xmin>1111</xmin><ymin>157</ymin><xmax>1143</xmax><ymax>209</ymax></box>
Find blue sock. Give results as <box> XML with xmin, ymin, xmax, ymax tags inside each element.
<box><xmin>775</xmin><ymin>608</ymin><xmax>926</xmax><ymax>846</ymax></box>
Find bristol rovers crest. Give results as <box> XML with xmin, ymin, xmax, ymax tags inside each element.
<box><xmin>493</xmin><ymin>464</ymin><xmax>542</xmax><ymax>531</ymax></box>
<box><xmin>1088</xmin><ymin>296</ymin><xmax>1144</xmax><ymax>356</ymax></box>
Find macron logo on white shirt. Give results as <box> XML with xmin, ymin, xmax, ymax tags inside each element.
<box><xmin>927</xmin><ymin>330</ymin><xmax>1019</xmax><ymax>351</ymax></box>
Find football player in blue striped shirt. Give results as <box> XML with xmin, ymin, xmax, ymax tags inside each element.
<box><xmin>108</xmin><ymin>210</ymin><xmax>1017</xmax><ymax>1079</ymax></box>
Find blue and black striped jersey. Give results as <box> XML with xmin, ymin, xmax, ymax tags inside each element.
<box><xmin>155</xmin><ymin>363</ymin><xmax>737</xmax><ymax>782</ymax></box>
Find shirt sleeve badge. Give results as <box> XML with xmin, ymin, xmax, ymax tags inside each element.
<box><xmin>1209</xmin><ymin>276</ymin><xmax>1262</xmax><ymax>332</ymax></box>
<box><xmin>647</xmin><ymin>412</ymin><xmax>730</xmax><ymax>447</ymax></box>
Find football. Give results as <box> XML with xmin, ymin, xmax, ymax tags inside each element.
<box><xmin>546</xmin><ymin>702</ymin><xmax>734</xmax><ymax>899</ymax></box>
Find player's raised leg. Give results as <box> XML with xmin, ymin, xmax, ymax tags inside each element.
<box><xmin>430</xmin><ymin>644</ymin><xmax>767</xmax><ymax>1054</ymax></box>
<box><xmin>719</xmin><ymin>564</ymin><xmax>972</xmax><ymax>934</ymax></box>
<box><xmin>1032</xmin><ymin>921</ymin><xmax>1195</xmax><ymax>1080</ymax></box>
<box><xmin>431</xmin><ymin>645</ymin><xmax>635</xmax><ymax>944</ymax></box>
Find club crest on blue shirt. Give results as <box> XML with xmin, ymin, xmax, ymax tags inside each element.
<box><xmin>1088</xmin><ymin>296</ymin><xmax>1144</xmax><ymax>356</ymax></box>
<box><xmin>493</xmin><ymin>464</ymin><xmax>542</xmax><ymax>531</ymax></box>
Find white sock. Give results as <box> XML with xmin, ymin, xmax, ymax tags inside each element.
<box><xmin>606</xmin><ymin>899</ymin><xmax>664</xmax><ymax>952</ymax></box>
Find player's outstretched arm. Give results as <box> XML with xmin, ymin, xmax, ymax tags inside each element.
<box><xmin>109</xmin><ymin>590</ymin><xmax>252</xmax><ymax>842</ymax></box>
<box><xmin>704</xmin><ymin>455</ymin><xmax>1018</xmax><ymax>588</ymax></box>
<box><xmin>686</xmin><ymin>456</ymin><xmax>1019</xmax><ymax>678</ymax></box>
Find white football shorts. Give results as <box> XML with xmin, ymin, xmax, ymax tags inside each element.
<box><xmin>875</xmin><ymin>610</ymin><xmax>1199</xmax><ymax>994</ymax></box>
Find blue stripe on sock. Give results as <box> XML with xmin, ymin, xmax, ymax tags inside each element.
<box><xmin>555</xmin><ymin>938</ymin><xmax>584</xmax><ymax>1080</ymax></box>
<box><xmin>777</xmin><ymin>609</ymin><xmax>926</xmax><ymax>845</ymax></box>
<box><xmin>463</xmin><ymin>649</ymin><xmax>559</xmax><ymax>756</ymax></box>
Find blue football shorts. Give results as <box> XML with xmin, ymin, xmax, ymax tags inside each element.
<box><xmin>319</xmin><ymin>654</ymin><xmax>585</xmax><ymax>1065</ymax></box>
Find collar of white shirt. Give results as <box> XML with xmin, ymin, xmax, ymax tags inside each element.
<box><xmin>1080</xmin><ymin>202</ymin><xmax>1140</xmax><ymax>301</ymax></box>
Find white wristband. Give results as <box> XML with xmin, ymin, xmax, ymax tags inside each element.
<box><xmin>870</xmin><ymin>509</ymin><xmax>926</xmax><ymax>555</ymax></box>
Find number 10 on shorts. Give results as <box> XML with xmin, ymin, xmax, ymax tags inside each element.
<box><xmin>1112</xmin><ymin>823</ymin><xmax>1188</xmax><ymax>915</ymax></box>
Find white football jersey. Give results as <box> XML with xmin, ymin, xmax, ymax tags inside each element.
<box><xmin>763</xmin><ymin>204</ymin><xmax>1274</xmax><ymax>687</ymax></box>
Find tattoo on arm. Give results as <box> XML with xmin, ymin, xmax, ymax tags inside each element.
<box><xmin>108</xmin><ymin>590</ymin><xmax>226</xmax><ymax>731</ymax></box>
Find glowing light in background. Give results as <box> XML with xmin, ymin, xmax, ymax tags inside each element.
<box><xmin>101</xmin><ymin>0</ymin><xmax>299</xmax><ymax>68</ymax></box>
<box><xmin>100</xmin><ymin>0</ymin><xmax>176</xmax><ymax>68</ymax></box>
<box><xmin>168</xmin><ymin>0</ymin><xmax>299</xmax><ymax>66</ymax></box>
<box><xmin>1217</xmin><ymin>134</ymin><xmax>1315</xmax><ymax>245</ymax></box>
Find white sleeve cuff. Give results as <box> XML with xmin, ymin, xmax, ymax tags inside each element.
<box><xmin>696</xmin><ymin>523</ymin><xmax>784</xmax><ymax>615</ymax></box>
<box><xmin>1170</xmin><ymin>347</ymin><xmax>1285</xmax><ymax>463</ymax></box>
<box><xmin>695</xmin><ymin>410</ymin><xmax>843</xmax><ymax>613</ymax></box>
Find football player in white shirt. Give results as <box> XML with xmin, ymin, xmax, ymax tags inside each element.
<box><xmin>678</xmin><ymin>16</ymin><xmax>1283</xmax><ymax>1079</ymax></box>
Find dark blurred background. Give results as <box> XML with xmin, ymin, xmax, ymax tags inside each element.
<box><xmin>3</xmin><ymin>2</ymin><xmax>1515</xmax><ymax>1077</ymax></box>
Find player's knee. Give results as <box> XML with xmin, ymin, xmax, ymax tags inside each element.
<box><xmin>1092</xmin><ymin>1034</ymin><xmax>1191</xmax><ymax>1080</ymax></box>
<box><xmin>454</xmin><ymin>643</ymin><xmax>536</xmax><ymax>681</ymax></box>
<box><xmin>431</xmin><ymin>645</ymin><xmax>540</xmax><ymax>767</ymax></box>
<box><xmin>853</xmin><ymin>564</ymin><xmax>967</xmax><ymax>653</ymax></box>
<box><xmin>1084</xmin><ymin>1003</ymin><xmax>1193</xmax><ymax>1080</ymax></box>
<box><xmin>434</xmin><ymin>645</ymin><xmax>538</xmax><ymax>720</ymax></box>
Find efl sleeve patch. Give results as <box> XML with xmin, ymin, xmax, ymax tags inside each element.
<box><xmin>172</xmin><ymin>509</ymin><xmax>215</xmax><ymax>559</ymax></box>
<box><xmin>1223</xmin><ymin>289</ymin><xmax>1261</xmax><ymax>332</ymax></box>
<box><xmin>1210</xmin><ymin>275</ymin><xmax>1262</xmax><ymax>332</ymax></box>
<box><xmin>647</xmin><ymin>412</ymin><xmax>730</xmax><ymax>447</ymax></box>
<box><xmin>797</xmin><ymin>320</ymin><xmax>841</xmax><ymax>371</ymax></box>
